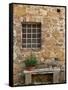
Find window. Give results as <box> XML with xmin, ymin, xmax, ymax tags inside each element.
<box><xmin>22</xmin><ymin>22</ymin><xmax>41</xmax><ymax>48</ymax></box>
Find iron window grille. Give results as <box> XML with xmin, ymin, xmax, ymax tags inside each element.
<box><xmin>22</xmin><ymin>22</ymin><xmax>41</xmax><ymax>49</ymax></box>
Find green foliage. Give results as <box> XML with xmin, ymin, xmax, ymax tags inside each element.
<box><xmin>24</xmin><ymin>54</ymin><xmax>37</xmax><ymax>67</ymax></box>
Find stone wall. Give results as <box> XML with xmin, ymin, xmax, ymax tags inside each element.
<box><xmin>12</xmin><ymin>4</ymin><xmax>65</xmax><ymax>85</ymax></box>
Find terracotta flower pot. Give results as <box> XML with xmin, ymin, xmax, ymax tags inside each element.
<box><xmin>26</xmin><ymin>66</ymin><xmax>35</xmax><ymax>71</ymax></box>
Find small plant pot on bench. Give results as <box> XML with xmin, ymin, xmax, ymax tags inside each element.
<box><xmin>24</xmin><ymin>54</ymin><xmax>38</xmax><ymax>71</ymax></box>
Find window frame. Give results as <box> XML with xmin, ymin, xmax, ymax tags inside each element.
<box><xmin>21</xmin><ymin>22</ymin><xmax>41</xmax><ymax>49</ymax></box>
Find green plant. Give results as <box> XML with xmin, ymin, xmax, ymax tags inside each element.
<box><xmin>24</xmin><ymin>54</ymin><xmax>37</xmax><ymax>67</ymax></box>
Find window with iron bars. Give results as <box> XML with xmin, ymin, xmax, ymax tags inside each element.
<box><xmin>22</xmin><ymin>22</ymin><xmax>41</xmax><ymax>49</ymax></box>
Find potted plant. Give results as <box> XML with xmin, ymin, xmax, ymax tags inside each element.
<box><xmin>24</xmin><ymin>54</ymin><xmax>38</xmax><ymax>70</ymax></box>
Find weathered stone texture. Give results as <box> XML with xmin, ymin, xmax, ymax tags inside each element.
<box><xmin>12</xmin><ymin>4</ymin><xmax>65</xmax><ymax>85</ymax></box>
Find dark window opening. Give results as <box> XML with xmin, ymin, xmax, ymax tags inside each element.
<box><xmin>22</xmin><ymin>22</ymin><xmax>41</xmax><ymax>48</ymax></box>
